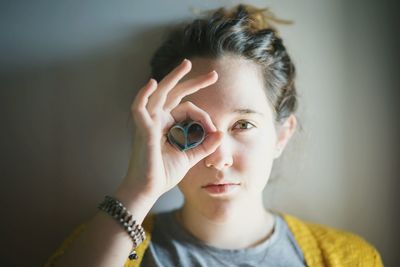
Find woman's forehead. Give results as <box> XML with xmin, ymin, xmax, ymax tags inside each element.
<box><xmin>182</xmin><ymin>93</ymin><xmax>270</xmax><ymax>121</ymax></box>
<box><xmin>182</xmin><ymin>56</ymin><xmax>270</xmax><ymax>116</ymax></box>
<box><xmin>185</xmin><ymin>55</ymin><xmax>261</xmax><ymax>79</ymax></box>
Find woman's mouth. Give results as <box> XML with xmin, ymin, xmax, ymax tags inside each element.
<box><xmin>202</xmin><ymin>183</ymin><xmax>241</xmax><ymax>195</ymax></box>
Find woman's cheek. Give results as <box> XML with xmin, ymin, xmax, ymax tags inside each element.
<box><xmin>237</xmin><ymin>132</ymin><xmax>273</xmax><ymax>152</ymax></box>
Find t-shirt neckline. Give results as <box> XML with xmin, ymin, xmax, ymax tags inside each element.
<box><xmin>161</xmin><ymin>208</ymin><xmax>283</xmax><ymax>257</ymax></box>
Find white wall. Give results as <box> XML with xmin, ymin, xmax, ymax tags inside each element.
<box><xmin>1</xmin><ymin>0</ymin><xmax>398</xmax><ymax>266</ymax></box>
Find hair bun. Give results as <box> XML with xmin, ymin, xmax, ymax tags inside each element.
<box><xmin>191</xmin><ymin>4</ymin><xmax>293</xmax><ymax>35</ymax></box>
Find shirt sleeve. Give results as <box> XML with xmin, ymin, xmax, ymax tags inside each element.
<box><xmin>43</xmin><ymin>223</ymin><xmax>87</xmax><ymax>267</ymax></box>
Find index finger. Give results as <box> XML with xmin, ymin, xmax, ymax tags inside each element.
<box><xmin>146</xmin><ymin>59</ymin><xmax>192</xmax><ymax>112</ymax></box>
<box><xmin>164</xmin><ymin>70</ymin><xmax>218</xmax><ymax>112</ymax></box>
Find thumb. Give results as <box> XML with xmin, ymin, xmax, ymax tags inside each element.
<box><xmin>185</xmin><ymin>131</ymin><xmax>223</xmax><ymax>165</ymax></box>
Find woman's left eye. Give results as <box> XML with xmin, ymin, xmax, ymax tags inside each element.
<box><xmin>233</xmin><ymin>120</ymin><xmax>255</xmax><ymax>131</ymax></box>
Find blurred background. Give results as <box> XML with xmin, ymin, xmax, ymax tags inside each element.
<box><xmin>1</xmin><ymin>0</ymin><xmax>399</xmax><ymax>266</ymax></box>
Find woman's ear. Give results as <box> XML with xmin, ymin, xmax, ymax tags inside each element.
<box><xmin>274</xmin><ymin>114</ymin><xmax>297</xmax><ymax>159</ymax></box>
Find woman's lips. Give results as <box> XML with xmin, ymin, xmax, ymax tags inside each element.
<box><xmin>202</xmin><ymin>183</ymin><xmax>241</xmax><ymax>195</ymax></box>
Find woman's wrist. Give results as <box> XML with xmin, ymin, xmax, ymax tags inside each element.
<box><xmin>113</xmin><ymin>179</ymin><xmax>160</xmax><ymax>224</ymax></box>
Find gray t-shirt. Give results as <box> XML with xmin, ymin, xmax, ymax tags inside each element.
<box><xmin>140</xmin><ymin>209</ymin><xmax>306</xmax><ymax>267</ymax></box>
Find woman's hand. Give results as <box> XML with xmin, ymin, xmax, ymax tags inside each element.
<box><xmin>121</xmin><ymin>59</ymin><xmax>223</xmax><ymax>200</ymax></box>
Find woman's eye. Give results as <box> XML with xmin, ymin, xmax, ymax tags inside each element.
<box><xmin>233</xmin><ymin>120</ymin><xmax>255</xmax><ymax>131</ymax></box>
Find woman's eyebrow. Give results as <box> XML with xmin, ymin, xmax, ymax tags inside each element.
<box><xmin>232</xmin><ymin>108</ymin><xmax>264</xmax><ymax>117</ymax></box>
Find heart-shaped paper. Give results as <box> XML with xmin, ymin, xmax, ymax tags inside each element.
<box><xmin>167</xmin><ymin>119</ymin><xmax>205</xmax><ymax>152</ymax></box>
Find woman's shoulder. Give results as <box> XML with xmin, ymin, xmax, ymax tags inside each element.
<box><xmin>278</xmin><ymin>212</ymin><xmax>384</xmax><ymax>267</ymax></box>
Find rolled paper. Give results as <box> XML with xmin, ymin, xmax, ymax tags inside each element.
<box><xmin>167</xmin><ymin>119</ymin><xmax>205</xmax><ymax>151</ymax></box>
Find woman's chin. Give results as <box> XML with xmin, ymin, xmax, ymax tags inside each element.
<box><xmin>199</xmin><ymin>199</ymin><xmax>244</xmax><ymax>223</ymax></box>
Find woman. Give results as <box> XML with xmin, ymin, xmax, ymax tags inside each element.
<box><xmin>46</xmin><ymin>4</ymin><xmax>383</xmax><ymax>267</ymax></box>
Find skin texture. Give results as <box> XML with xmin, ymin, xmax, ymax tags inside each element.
<box><xmin>176</xmin><ymin>55</ymin><xmax>297</xmax><ymax>249</ymax></box>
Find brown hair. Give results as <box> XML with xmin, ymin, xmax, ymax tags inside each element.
<box><xmin>150</xmin><ymin>4</ymin><xmax>298</xmax><ymax>124</ymax></box>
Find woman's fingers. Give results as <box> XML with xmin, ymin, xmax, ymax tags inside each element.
<box><xmin>168</xmin><ymin>99</ymin><xmax>223</xmax><ymax>167</ymax></box>
<box><xmin>131</xmin><ymin>58</ymin><xmax>219</xmax><ymax>139</ymax></box>
<box><xmin>146</xmin><ymin>59</ymin><xmax>192</xmax><ymax>114</ymax></box>
<box><xmin>170</xmin><ymin>101</ymin><xmax>217</xmax><ymax>133</ymax></box>
<box><xmin>131</xmin><ymin>78</ymin><xmax>158</xmax><ymax>129</ymax></box>
<box><xmin>164</xmin><ymin>70</ymin><xmax>218</xmax><ymax>112</ymax></box>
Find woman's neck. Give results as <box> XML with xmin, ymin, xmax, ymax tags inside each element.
<box><xmin>176</xmin><ymin>200</ymin><xmax>275</xmax><ymax>250</ymax></box>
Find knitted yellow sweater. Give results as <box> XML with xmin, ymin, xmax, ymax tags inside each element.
<box><xmin>45</xmin><ymin>213</ymin><xmax>384</xmax><ymax>267</ymax></box>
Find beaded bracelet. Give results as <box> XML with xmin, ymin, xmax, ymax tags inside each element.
<box><xmin>98</xmin><ymin>195</ymin><xmax>146</xmax><ymax>260</ymax></box>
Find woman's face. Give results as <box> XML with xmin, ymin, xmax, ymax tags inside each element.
<box><xmin>177</xmin><ymin>56</ymin><xmax>281</xmax><ymax>218</ymax></box>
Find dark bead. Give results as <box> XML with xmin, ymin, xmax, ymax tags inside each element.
<box><xmin>129</xmin><ymin>251</ymin><xmax>138</xmax><ymax>260</ymax></box>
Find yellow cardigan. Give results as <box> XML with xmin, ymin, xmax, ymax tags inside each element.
<box><xmin>45</xmin><ymin>213</ymin><xmax>384</xmax><ymax>267</ymax></box>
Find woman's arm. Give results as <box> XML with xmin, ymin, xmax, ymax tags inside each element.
<box><xmin>53</xmin><ymin>181</ymin><xmax>158</xmax><ymax>267</ymax></box>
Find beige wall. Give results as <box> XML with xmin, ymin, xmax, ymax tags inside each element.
<box><xmin>1</xmin><ymin>0</ymin><xmax>398</xmax><ymax>266</ymax></box>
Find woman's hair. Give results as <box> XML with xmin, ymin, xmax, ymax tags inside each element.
<box><xmin>150</xmin><ymin>4</ymin><xmax>298</xmax><ymax>124</ymax></box>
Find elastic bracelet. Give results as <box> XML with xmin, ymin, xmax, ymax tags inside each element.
<box><xmin>98</xmin><ymin>195</ymin><xmax>146</xmax><ymax>260</ymax></box>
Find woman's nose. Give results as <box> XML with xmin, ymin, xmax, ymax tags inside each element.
<box><xmin>204</xmin><ymin>137</ymin><xmax>233</xmax><ymax>170</ymax></box>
